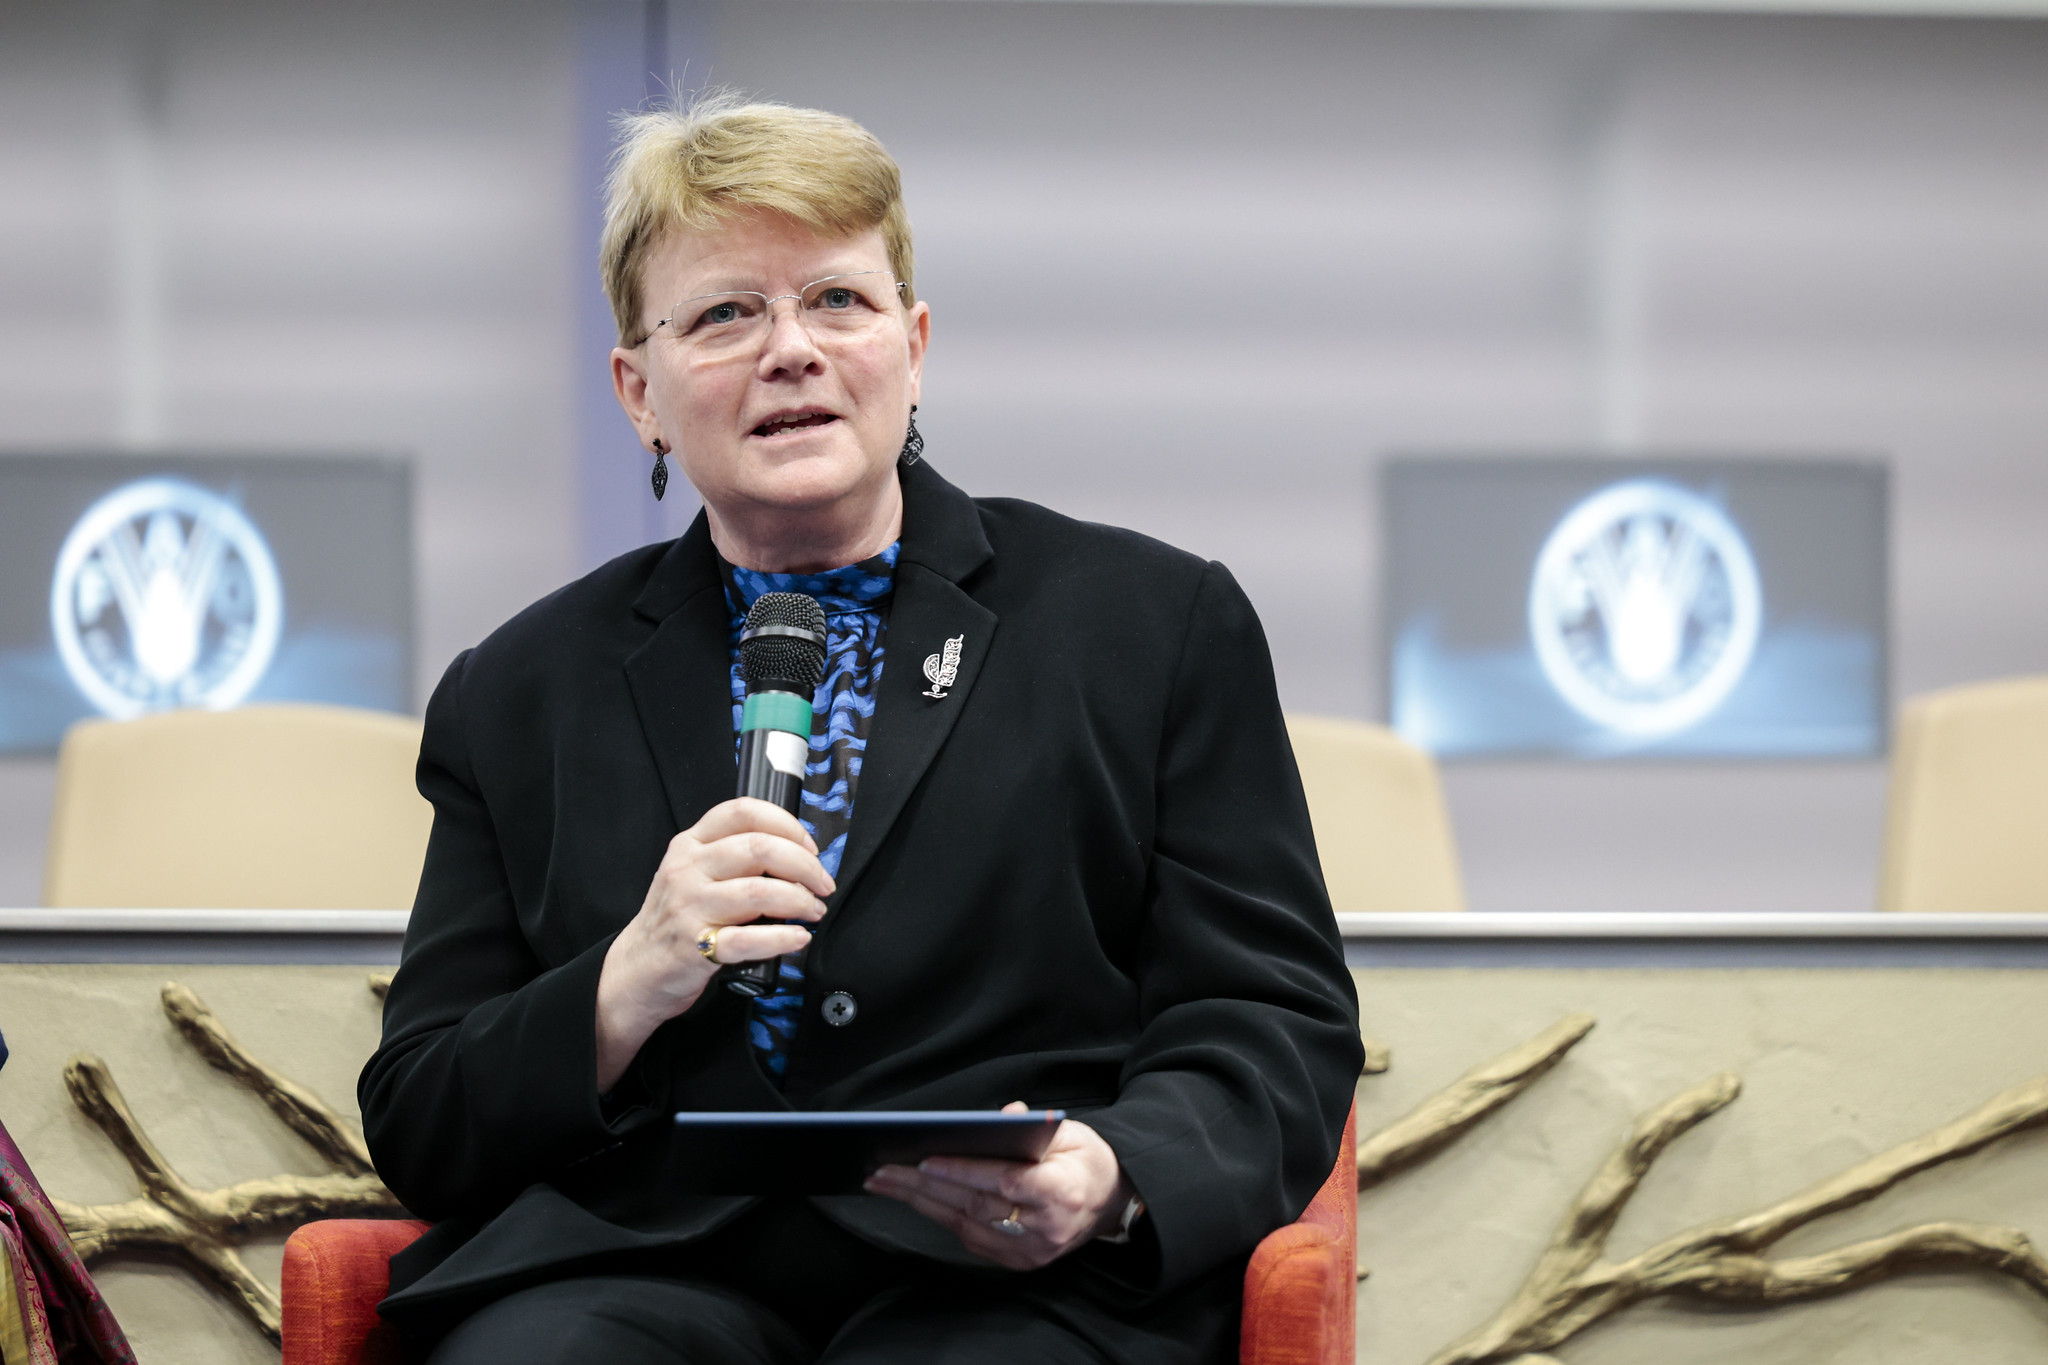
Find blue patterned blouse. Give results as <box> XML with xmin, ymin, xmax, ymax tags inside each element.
<box><xmin>722</xmin><ymin>543</ymin><xmax>898</xmax><ymax>1080</ymax></box>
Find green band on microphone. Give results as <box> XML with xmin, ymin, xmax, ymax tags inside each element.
<box><xmin>740</xmin><ymin>691</ymin><xmax>812</xmax><ymax>735</ymax></box>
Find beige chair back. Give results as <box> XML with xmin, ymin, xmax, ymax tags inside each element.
<box><xmin>1285</xmin><ymin>713</ymin><xmax>1465</xmax><ymax>913</ymax></box>
<box><xmin>44</xmin><ymin>703</ymin><xmax>430</xmax><ymax>909</ymax></box>
<box><xmin>1880</xmin><ymin>675</ymin><xmax>2048</xmax><ymax>913</ymax></box>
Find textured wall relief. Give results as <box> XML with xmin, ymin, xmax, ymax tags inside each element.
<box><xmin>54</xmin><ymin>977</ymin><xmax>404</xmax><ymax>1344</ymax></box>
<box><xmin>1356</xmin><ymin>1017</ymin><xmax>2048</xmax><ymax>1363</ymax></box>
<box><xmin>43</xmin><ymin>986</ymin><xmax>2048</xmax><ymax>1356</ymax></box>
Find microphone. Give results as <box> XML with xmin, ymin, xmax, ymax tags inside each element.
<box><xmin>723</xmin><ymin>591</ymin><xmax>828</xmax><ymax>999</ymax></box>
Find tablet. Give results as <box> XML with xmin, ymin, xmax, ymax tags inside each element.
<box><xmin>669</xmin><ymin>1110</ymin><xmax>1067</xmax><ymax>1194</ymax></box>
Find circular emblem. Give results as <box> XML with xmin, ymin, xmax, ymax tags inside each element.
<box><xmin>50</xmin><ymin>478</ymin><xmax>285</xmax><ymax>719</ymax></box>
<box><xmin>1528</xmin><ymin>479</ymin><xmax>1761</xmax><ymax>737</ymax></box>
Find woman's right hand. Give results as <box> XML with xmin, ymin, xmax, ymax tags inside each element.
<box><xmin>594</xmin><ymin>797</ymin><xmax>833</xmax><ymax>1091</ymax></box>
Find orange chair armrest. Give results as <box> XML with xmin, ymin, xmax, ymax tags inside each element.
<box><xmin>1240</xmin><ymin>1102</ymin><xmax>1357</xmax><ymax>1365</ymax></box>
<box><xmin>282</xmin><ymin>1218</ymin><xmax>429</xmax><ymax>1365</ymax></box>
<box><xmin>1242</xmin><ymin>1220</ymin><xmax>1351</xmax><ymax>1365</ymax></box>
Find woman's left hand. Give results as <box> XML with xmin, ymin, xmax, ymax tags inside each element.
<box><xmin>863</xmin><ymin>1101</ymin><xmax>1136</xmax><ymax>1271</ymax></box>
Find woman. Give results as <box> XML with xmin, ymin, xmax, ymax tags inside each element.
<box><xmin>360</xmin><ymin>95</ymin><xmax>1361</xmax><ymax>1364</ymax></box>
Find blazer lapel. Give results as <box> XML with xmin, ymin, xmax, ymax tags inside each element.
<box><xmin>832</xmin><ymin>564</ymin><xmax>996</xmax><ymax>903</ymax></box>
<box><xmin>831</xmin><ymin>460</ymin><xmax>998</xmax><ymax>905</ymax></box>
<box><xmin>624</xmin><ymin>520</ymin><xmax>737</xmax><ymax>834</ymax></box>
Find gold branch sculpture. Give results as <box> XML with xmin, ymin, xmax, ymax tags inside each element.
<box><xmin>1425</xmin><ymin>1074</ymin><xmax>2048</xmax><ymax>1364</ymax></box>
<box><xmin>1358</xmin><ymin>1014</ymin><xmax>1595</xmax><ymax>1190</ymax></box>
<box><xmin>52</xmin><ymin>982</ymin><xmax>404</xmax><ymax>1344</ymax></box>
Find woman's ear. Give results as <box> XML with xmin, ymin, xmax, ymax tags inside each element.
<box><xmin>611</xmin><ymin>346</ymin><xmax>658</xmax><ymax>446</ymax></box>
<box><xmin>905</xmin><ymin>300</ymin><xmax>931</xmax><ymax>405</ymax></box>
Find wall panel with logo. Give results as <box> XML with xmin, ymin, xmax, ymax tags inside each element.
<box><xmin>0</xmin><ymin>455</ymin><xmax>413</xmax><ymax>753</ymax></box>
<box><xmin>1383</xmin><ymin>455</ymin><xmax>1887</xmax><ymax>759</ymax></box>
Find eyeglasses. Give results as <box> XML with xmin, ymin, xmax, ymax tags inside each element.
<box><xmin>641</xmin><ymin>271</ymin><xmax>908</xmax><ymax>357</ymax></box>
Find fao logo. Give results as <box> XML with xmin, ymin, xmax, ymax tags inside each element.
<box><xmin>50</xmin><ymin>478</ymin><xmax>285</xmax><ymax>719</ymax></box>
<box><xmin>1528</xmin><ymin>480</ymin><xmax>1761</xmax><ymax>737</ymax></box>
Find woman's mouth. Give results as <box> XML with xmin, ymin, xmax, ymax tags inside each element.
<box><xmin>751</xmin><ymin>413</ymin><xmax>841</xmax><ymax>439</ymax></box>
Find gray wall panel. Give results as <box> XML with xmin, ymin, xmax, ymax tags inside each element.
<box><xmin>2</xmin><ymin>1</ymin><xmax>2043</xmax><ymax>916</ymax></box>
<box><xmin>0</xmin><ymin>0</ymin><xmax>580</xmax><ymax>906</ymax></box>
<box><xmin>701</xmin><ymin>1</ymin><xmax>2048</xmax><ymax>913</ymax></box>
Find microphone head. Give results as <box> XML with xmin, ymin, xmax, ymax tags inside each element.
<box><xmin>740</xmin><ymin>592</ymin><xmax>828</xmax><ymax>696</ymax></box>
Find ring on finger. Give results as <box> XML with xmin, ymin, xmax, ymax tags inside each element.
<box><xmin>992</xmin><ymin>1204</ymin><xmax>1028</xmax><ymax>1237</ymax></box>
<box><xmin>695</xmin><ymin>926</ymin><xmax>722</xmax><ymax>963</ymax></box>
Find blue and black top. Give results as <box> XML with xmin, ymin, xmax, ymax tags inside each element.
<box><xmin>721</xmin><ymin>542</ymin><xmax>898</xmax><ymax>1079</ymax></box>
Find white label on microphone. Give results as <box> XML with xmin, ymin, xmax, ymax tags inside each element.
<box><xmin>764</xmin><ymin>728</ymin><xmax>809</xmax><ymax>779</ymax></box>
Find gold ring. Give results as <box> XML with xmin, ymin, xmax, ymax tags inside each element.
<box><xmin>993</xmin><ymin>1204</ymin><xmax>1027</xmax><ymax>1237</ymax></box>
<box><xmin>695</xmin><ymin>926</ymin><xmax>721</xmax><ymax>963</ymax></box>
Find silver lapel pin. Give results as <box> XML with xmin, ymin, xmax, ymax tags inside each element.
<box><xmin>922</xmin><ymin>633</ymin><xmax>965</xmax><ymax>699</ymax></box>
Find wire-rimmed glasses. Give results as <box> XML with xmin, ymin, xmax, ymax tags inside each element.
<box><xmin>641</xmin><ymin>270</ymin><xmax>908</xmax><ymax>357</ymax></box>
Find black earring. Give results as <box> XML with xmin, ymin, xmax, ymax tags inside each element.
<box><xmin>650</xmin><ymin>439</ymin><xmax>669</xmax><ymax>501</ymax></box>
<box><xmin>898</xmin><ymin>405</ymin><xmax>923</xmax><ymax>467</ymax></box>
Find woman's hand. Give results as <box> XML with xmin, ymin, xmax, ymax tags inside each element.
<box><xmin>595</xmin><ymin>797</ymin><xmax>832</xmax><ymax>1091</ymax></box>
<box><xmin>862</xmin><ymin>1102</ymin><xmax>1137</xmax><ymax>1271</ymax></box>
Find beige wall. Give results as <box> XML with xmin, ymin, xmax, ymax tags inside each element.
<box><xmin>0</xmin><ymin>964</ymin><xmax>386</xmax><ymax>1365</ymax></box>
<box><xmin>3</xmin><ymin>963</ymin><xmax>2046</xmax><ymax>1361</ymax></box>
<box><xmin>1355</xmin><ymin>969</ymin><xmax>2048</xmax><ymax>1362</ymax></box>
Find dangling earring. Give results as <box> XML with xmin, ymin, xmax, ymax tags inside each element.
<box><xmin>898</xmin><ymin>405</ymin><xmax>924</xmax><ymax>467</ymax></box>
<box><xmin>650</xmin><ymin>438</ymin><xmax>669</xmax><ymax>501</ymax></box>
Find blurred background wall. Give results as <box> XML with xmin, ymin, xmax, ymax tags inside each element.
<box><xmin>0</xmin><ymin>0</ymin><xmax>582</xmax><ymax>904</ymax></box>
<box><xmin>3</xmin><ymin>0</ymin><xmax>2044</xmax><ymax>913</ymax></box>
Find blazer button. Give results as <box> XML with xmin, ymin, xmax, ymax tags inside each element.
<box><xmin>821</xmin><ymin>991</ymin><xmax>858</xmax><ymax>1027</ymax></box>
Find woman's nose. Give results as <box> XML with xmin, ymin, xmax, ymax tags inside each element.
<box><xmin>755</xmin><ymin>302</ymin><xmax>827</xmax><ymax>377</ymax></box>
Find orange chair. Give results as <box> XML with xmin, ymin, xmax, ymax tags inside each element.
<box><xmin>283</xmin><ymin>1105</ymin><xmax>1358</xmax><ymax>1365</ymax></box>
<box><xmin>283</xmin><ymin>1216</ymin><xmax>426</xmax><ymax>1365</ymax></box>
<box><xmin>1239</xmin><ymin>1100</ymin><xmax>1357</xmax><ymax>1365</ymax></box>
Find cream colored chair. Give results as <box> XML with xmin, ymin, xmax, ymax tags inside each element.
<box><xmin>1285</xmin><ymin>713</ymin><xmax>1465</xmax><ymax>913</ymax></box>
<box><xmin>44</xmin><ymin>704</ymin><xmax>430</xmax><ymax>909</ymax></box>
<box><xmin>1879</xmin><ymin>675</ymin><xmax>2048</xmax><ymax>913</ymax></box>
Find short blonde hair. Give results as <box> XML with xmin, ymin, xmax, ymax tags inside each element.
<box><xmin>601</xmin><ymin>93</ymin><xmax>916</xmax><ymax>346</ymax></box>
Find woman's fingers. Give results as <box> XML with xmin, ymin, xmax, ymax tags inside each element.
<box><xmin>908</xmin><ymin>1155</ymin><xmax>1022</xmax><ymax>1198</ymax></box>
<box><xmin>695</xmin><ymin>829</ymin><xmax>835</xmax><ymax>897</ymax></box>
<box><xmin>704</xmin><ymin>922</ymin><xmax>812</xmax><ymax>965</ymax></box>
<box><xmin>607</xmin><ymin>802</ymin><xmax>831</xmax><ymax>1036</ymax></box>
<box><xmin>687</xmin><ymin>797</ymin><xmax>818</xmax><ymax>854</ymax></box>
<box><xmin>697</xmin><ymin>874</ymin><xmax>829</xmax><ymax>926</ymax></box>
<box><xmin>866</xmin><ymin>1173</ymin><xmax>1043</xmax><ymax>1269</ymax></box>
<box><xmin>870</xmin><ymin>1159</ymin><xmax>1079</xmax><ymax>1236</ymax></box>
<box><xmin>894</xmin><ymin>1116</ymin><xmax>1127</xmax><ymax>1258</ymax></box>
<box><xmin>615</xmin><ymin>797</ymin><xmax>835</xmax><ymax>1023</ymax></box>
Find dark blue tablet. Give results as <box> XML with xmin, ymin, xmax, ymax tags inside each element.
<box><xmin>669</xmin><ymin>1110</ymin><xmax>1066</xmax><ymax>1194</ymax></box>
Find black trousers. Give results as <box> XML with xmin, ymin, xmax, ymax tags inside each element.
<box><xmin>410</xmin><ymin>1199</ymin><xmax>1238</xmax><ymax>1364</ymax></box>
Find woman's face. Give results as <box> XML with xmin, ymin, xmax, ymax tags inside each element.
<box><xmin>612</xmin><ymin>212</ymin><xmax>929</xmax><ymax>557</ymax></box>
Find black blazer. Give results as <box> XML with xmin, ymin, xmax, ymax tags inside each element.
<box><xmin>360</xmin><ymin>459</ymin><xmax>1362</xmax><ymax>1321</ymax></box>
